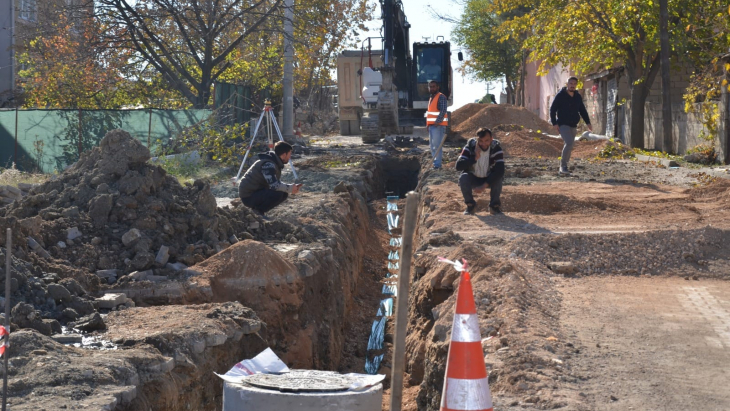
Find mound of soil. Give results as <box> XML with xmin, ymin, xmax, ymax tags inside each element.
<box><xmin>451</xmin><ymin>105</ymin><xmax>553</xmax><ymax>139</ymax></box>
<box><xmin>686</xmin><ymin>178</ymin><xmax>730</xmax><ymax>201</ymax></box>
<box><xmin>495</xmin><ymin>130</ymin><xmax>563</xmax><ymax>158</ymax></box>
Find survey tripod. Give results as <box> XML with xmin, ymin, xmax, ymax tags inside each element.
<box><xmin>234</xmin><ymin>99</ymin><xmax>298</xmax><ymax>183</ymax></box>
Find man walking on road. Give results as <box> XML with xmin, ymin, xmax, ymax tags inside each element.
<box><xmin>550</xmin><ymin>77</ymin><xmax>592</xmax><ymax>175</ymax></box>
<box><xmin>238</xmin><ymin>141</ymin><xmax>302</xmax><ymax>219</ymax></box>
<box><xmin>427</xmin><ymin>80</ymin><xmax>449</xmax><ymax>169</ymax></box>
<box><xmin>456</xmin><ymin>127</ymin><xmax>505</xmax><ymax>215</ymax></box>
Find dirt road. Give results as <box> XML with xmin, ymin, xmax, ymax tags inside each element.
<box><xmin>560</xmin><ymin>277</ymin><xmax>730</xmax><ymax>410</ymax></box>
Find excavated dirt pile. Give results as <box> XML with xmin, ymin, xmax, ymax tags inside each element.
<box><xmin>0</xmin><ymin>129</ymin><xmax>291</xmax><ymax>285</ymax></box>
<box><xmin>450</xmin><ymin>104</ymin><xmax>553</xmax><ymax>140</ymax></box>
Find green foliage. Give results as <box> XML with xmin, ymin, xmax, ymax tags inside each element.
<box><xmin>597</xmin><ymin>140</ymin><xmax>635</xmax><ymax>159</ymax></box>
<box><xmin>633</xmin><ymin>148</ymin><xmax>683</xmax><ymax>161</ymax></box>
<box><xmin>175</xmin><ymin>119</ymin><xmax>249</xmax><ymax>168</ymax></box>
<box><xmin>453</xmin><ymin>0</ymin><xmax>522</xmax><ymax>90</ymax></box>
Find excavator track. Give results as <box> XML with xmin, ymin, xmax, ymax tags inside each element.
<box><xmin>361</xmin><ymin>114</ymin><xmax>381</xmax><ymax>144</ymax></box>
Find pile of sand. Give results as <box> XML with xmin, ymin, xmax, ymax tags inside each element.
<box><xmin>450</xmin><ymin>104</ymin><xmax>553</xmax><ymax>139</ymax></box>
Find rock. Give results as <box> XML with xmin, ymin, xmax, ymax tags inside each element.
<box><xmin>97</xmin><ymin>129</ymin><xmax>151</xmax><ymax>177</ymax></box>
<box><xmin>122</xmin><ymin>229</ymin><xmax>142</xmax><ymax>247</ymax></box>
<box><xmin>165</xmin><ymin>262</ymin><xmax>188</xmax><ymax>272</ymax></box>
<box><xmin>333</xmin><ymin>181</ymin><xmax>349</xmax><ymax>194</ymax></box>
<box><xmin>240</xmin><ymin>232</ymin><xmax>254</xmax><ymax>240</ymax></box>
<box><xmin>298</xmin><ymin>250</ymin><xmax>316</xmax><ymax>262</ymax></box>
<box><xmin>96</xmin><ymin>269</ymin><xmax>118</xmax><ymax>279</ymax></box>
<box><xmin>47</xmin><ymin>284</ymin><xmax>72</xmax><ymax>303</ymax></box>
<box><xmin>66</xmin><ymin>296</ymin><xmax>95</xmax><ymax>316</ymax></box>
<box><xmin>128</xmin><ymin>270</ymin><xmax>151</xmax><ymax>281</ymax></box>
<box><xmin>249</xmin><ymin>222</ymin><xmax>260</xmax><ymax>230</ymax></box>
<box><xmin>132</xmin><ymin>251</ymin><xmax>155</xmax><ymax>270</ymax></box>
<box><xmin>91</xmin><ymin>237</ymin><xmax>103</xmax><ymax>246</ymax></box>
<box><xmin>52</xmin><ymin>334</ymin><xmax>83</xmax><ymax>344</ymax></box>
<box><xmin>88</xmin><ymin>194</ymin><xmax>114</xmax><ymax>226</ymax></box>
<box><xmin>60</xmin><ymin>278</ymin><xmax>86</xmax><ymax>296</ymax></box>
<box><xmin>229</xmin><ymin>235</ymin><xmax>239</xmax><ymax>244</ymax></box>
<box><xmin>66</xmin><ymin>227</ymin><xmax>83</xmax><ymax>241</ymax></box>
<box><xmin>44</xmin><ymin>319</ymin><xmax>62</xmax><ymax>335</ymax></box>
<box><xmin>62</xmin><ymin>206</ymin><xmax>80</xmax><ymax>218</ymax></box>
<box><xmin>146</xmin><ymin>275</ymin><xmax>169</xmax><ymax>282</ymax></box>
<box><xmin>61</xmin><ymin>308</ymin><xmax>79</xmax><ymax>321</ymax></box>
<box><xmin>155</xmin><ymin>245</ymin><xmax>170</xmax><ymax>266</ymax></box>
<box><xmin>75</xmin><ymin>312</ymin><xmax>106</xmax><ymax>332</ymax></box>
<box><xmin>548</xmin><ymin>261</ymin><xmax>577</xmax><ymax>275</ymax></box>
<box><xmin>57</xmin><ymin>241</ymin><xmax>67</xmax><ymax>249</ymax></box>
<box><xmin>96</xmin><ymin>293</ymin><xmax>128</xmax><ymax>309</ymax></box>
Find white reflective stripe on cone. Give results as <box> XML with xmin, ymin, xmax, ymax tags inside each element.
<box><xmin>441</xmin><ymin>377</ymin><xmax>493</xmax><ymax>411</ymax></box>
<box><xmin>450</xmin><ymin>314</ymin><xmax>481</xmax><ymax>342</ymax></box>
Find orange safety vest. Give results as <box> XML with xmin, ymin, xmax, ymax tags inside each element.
<box><xmin>426</xmin><ymin>92</ymin><xmax>449</xmax><ymax>126</ymax></box>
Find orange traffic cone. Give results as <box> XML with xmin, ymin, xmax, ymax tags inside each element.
<box><xmin>438</xmin><ymin>258</ymin><xmax>493</xmax><ymax>411</ymax></box>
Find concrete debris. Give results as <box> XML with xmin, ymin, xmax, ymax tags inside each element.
<box><xmin>96</xmin><ymin>293</ymin><xmax>128</xmax><ymax>309</ymax></box>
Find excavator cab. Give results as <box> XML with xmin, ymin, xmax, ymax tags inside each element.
<box><xmin>412</xmin><ymin>42</ymin><xmax>452</xmax><ymax>105</ymax></box>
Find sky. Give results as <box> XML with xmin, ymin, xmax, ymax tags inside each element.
<box><xmin>356</xmin><ymin>0</ymin><xmax>504</xmax><ymax>110</ymax></box>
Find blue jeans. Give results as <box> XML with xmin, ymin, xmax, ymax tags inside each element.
<box><xmin>429</xmin><ymin>125</ymin><xmax>446</xmax><ymax>168</ymax></box>
<box><xmin>459</xmin><ymin>172</ymin><xmax>503</xmax><ymax>208</ymax></box>
<box><xmin>559</xmin><ymin>125</ymin><xmax>577</xmax><ymax>170</ymax></box>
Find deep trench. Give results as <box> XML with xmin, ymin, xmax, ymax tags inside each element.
<box><xmin>380</xmin><ymin>156</ymin><xmax>421</xmax><ymax>199</ymax></box>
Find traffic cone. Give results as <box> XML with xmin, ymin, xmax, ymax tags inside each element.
<box><xmin>439</xmin><ymin>259</ymin><xmax>493</xmax><ymax>411</ymax></box>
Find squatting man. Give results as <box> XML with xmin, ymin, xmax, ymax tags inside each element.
<box><xmin>456</xmin><ymin>127</ymin><xmax>505</xmax><ymax>215</ymax></box>
<box><xmin>238</xmin><ymin>141</ymin><xmax>302</xmax><ymax>219</ymax></box>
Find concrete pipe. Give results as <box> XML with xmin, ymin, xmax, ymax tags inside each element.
<box><xmin>222</xmin><ymin>370</ymin><xmax>383</xmax><ymax>411</ymax></box>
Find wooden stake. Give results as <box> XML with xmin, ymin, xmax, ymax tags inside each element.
<box><xmin>390</xmin><ymin>191</ymin><xmax>420</xmax><ymax>411</ymax></box>
<box><xmin>3</xmin><ymin>228</ymin><xmax>11</xmax><ymax>411</ymax></box>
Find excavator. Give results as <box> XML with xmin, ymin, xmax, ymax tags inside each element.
<box><xmin>358</xmin><ymin>0</ymin><xmax>458</xmax><ymax>143</ymax></box>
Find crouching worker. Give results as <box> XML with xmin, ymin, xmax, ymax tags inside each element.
<box><xmin>239</xmin><ymin>141</ymin><xmax>302</xmax><ymax>218</ymax></box>
<box><xmin>456</xmin><ymin>127</ymin><xmax>505</xmax><ymax>215</ymax></box>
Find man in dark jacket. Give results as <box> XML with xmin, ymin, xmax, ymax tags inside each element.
<box><xmin>238</xmin><ymin>141</ymin><xmax>301</xmax><ymax>218</ymax></box>
<box><xmin>550</xmin><ymin>77</ymin><xmax>592</xmax><ymax>175</ymax></box>
<box><xmin>456</xmin><ymin>127</ymin><xmax>505</xmax><ymax>215</ymax></box>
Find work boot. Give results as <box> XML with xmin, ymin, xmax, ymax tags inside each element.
<box><xmin>489</xmin><ymin>205</ymin><xmax>502</xmax><ymax>215</ymax></box>
<box><xmin>559</xmin><ymin>167</ymin><xmax>571</xmax><ymax>176</ymax></box>
<box><xmin>463</xmin><ymin>204</ymin><xmax>476</xmax><ymax>215</ymax></box>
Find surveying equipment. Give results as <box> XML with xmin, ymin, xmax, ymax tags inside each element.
<box><xmin>234</xmin><ymin>99</ymin><xmax>298</xmax><ymax>184</ymax></box>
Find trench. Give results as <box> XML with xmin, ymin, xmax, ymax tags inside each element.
<box><xmin>127</xmin><ymin>153</ymin><xmax>425</xmax><ymax>410</ymax></box>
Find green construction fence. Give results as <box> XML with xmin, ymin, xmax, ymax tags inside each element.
<box><xmin>0</xmin><ymin>109</ymin><xmax>212</xmax><ymax>173</ymax></box>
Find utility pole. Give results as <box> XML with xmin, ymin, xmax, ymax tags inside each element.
<box><xmin>282</xmin><ymin>0</ymin><xmax>294</xmax><ymax>141</ymax></box>
<box><xmin>659</xmin><ymin>0</ymin><xmax>672</xmax><ymax>153</ymax></box>
<box><xmin>10</xmin><ymin>0</ymin><xmax>16</xmax><ymax>103</ymax></box>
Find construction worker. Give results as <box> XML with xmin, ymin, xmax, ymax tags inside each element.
<box><xmin>456</xmin><ymin>127</ymin><xmax>504</xmax><ymax>215</ymax></box>
<box><xmin>420</xmin><ymin>56</ymin><xmax>442</xmax><ymax>82</ymax></box>
<box><xmin>550</xmin><ymin>76</ymin><xmax>592</xmax><ymax>175</ymax></box>
<box><xmin>238</xmin><ymin>141</ymin><xmax>302</xmax><ymax>219</ymax></box>
<box><xmin>426</xmin><ymin>80</ymin><xmax>448</xmax><ymax>169</ymax></box>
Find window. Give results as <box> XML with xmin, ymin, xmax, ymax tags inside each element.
<box><xmin>19</xmin><ymin>0</ymin><xmax>37</xmax><ymax>22</ymax></box>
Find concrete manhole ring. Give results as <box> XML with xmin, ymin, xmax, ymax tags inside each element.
<box><xmin>245</xmin><ymin>370</ymin><xmax>354</xmax><ymax>392</ymax></box>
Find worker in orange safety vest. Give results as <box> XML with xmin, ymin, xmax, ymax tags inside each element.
<box><xmin>426</xmin><ymin>80</ymin><xmax>449</xmax><ymax>169</ymax></box>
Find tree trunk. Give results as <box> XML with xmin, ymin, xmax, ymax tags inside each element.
<box><xmin>519</xmin><ymin>50</ymin><xmax>526</xmax><ymax>107</ymax></box>
<box><xmin>659</xmin><ymin>0</ymin><xmax>673</xmax><ymax>153</ymax></box>
<box><xmin>628</xmin><ymin>87</ymin><xmax>647</xmax><ymax>148</ymax></box>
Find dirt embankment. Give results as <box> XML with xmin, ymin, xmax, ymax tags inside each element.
<box><xmin>0</xmin><ymin>129</ymin><xmax>391</xmax><ymax>410</ymax></box>
<box><xmin>401</xmin><ymin>165</ymin><xmax>730</xmax><ymax>410</ymax></box>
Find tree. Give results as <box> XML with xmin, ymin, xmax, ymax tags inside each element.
<box><xmin>493</xmin><ymin>0</ymin><xmax>694</xmax><ymax>148</ymax></box>
<box><xmin>96</xmin><ymin>0</ymin><xmax>284</xmax><ymax>109</ymax></box>
<box><xmin>17</xmin><ymin>4</ymin><xmax>137</xmax><ymax>109</ymax></box>
<box><xmin>452</xmin><ymin>0</ymin><xmax>522</xmax><ymax>104</ymax></box>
